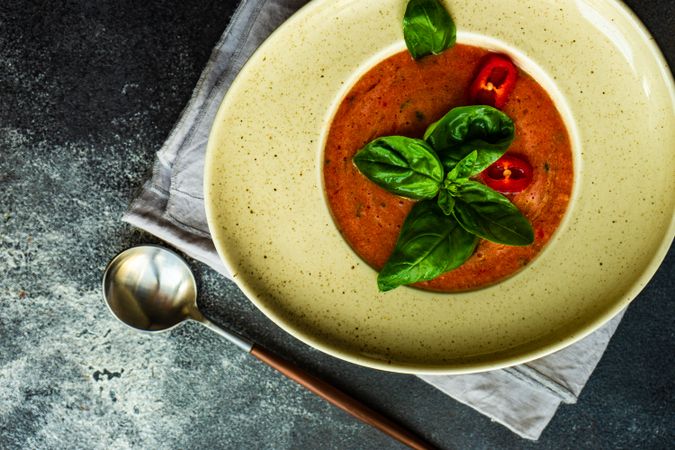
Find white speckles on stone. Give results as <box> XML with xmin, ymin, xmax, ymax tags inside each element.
<box><xmin>0</xmin><ymin>282</ymin><xmax>182</xmax><ymax>449</ymax></box>
<box><xmin>121</xmin><ymin>83</ymin><xmax>140</xmax><ymax>95</ymax></box>
<box><xmin>0</xmin><ymin>234</ymin><xmax>30</xmax><ymax>271</ymax></box>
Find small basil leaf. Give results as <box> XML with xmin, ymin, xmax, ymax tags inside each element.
<box><xmin>377</xmin><ymin>200</ymin><xmax>478</xmax><ymax>291</ymax></box>
<box><xmin>424</xmin><ymin>105</ymin><xmax>515</xmax><ymax>173</ymax></box>
<box><xmin>403</xmin><ymin>0</ymin><xmax>456</xmax><ymax>60</ymax></box>
<box><xmin>353</xmin><ymin>136</ymin><xmax>443</xmax><ymax>199</ymax></box>
<box><xmin>452</xmin><ymin>181</ymin><xmax>534</xmax><ymax>245</ymax></box>
<box><xmin>445</xmin><ymin>150</ymin><xmax>478</xmax><ymax>184</ymax></box>
<box><xmin>437</xmin><ymin>189</ymin><xmax>455</xmax><ymax>215</ymax></box>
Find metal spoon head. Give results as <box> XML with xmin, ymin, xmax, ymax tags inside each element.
<box><xmin>102</xmin><ymin>245</ymin><xmax>198</xmax><ymax>332</ymax></box>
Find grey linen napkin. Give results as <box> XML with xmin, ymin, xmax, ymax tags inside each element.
<box><xmin>123</xmin><ymin>0</ymin><xmax>625</xmax><ymax>440</ymax></box>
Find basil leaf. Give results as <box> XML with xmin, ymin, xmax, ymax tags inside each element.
<box><xmin>378</xmin><ymin>200</ymin><xmax>478</xmax><ymax>291</ymax></box>
<box><xmin>452</xmin><ymin>181</ymin><xmax>534</xmax><ymax>245</ymax></box>
<box><xmin>424</xmin><ymin>105</ymin><xmax>515</xmax><ymax>173</ymax></box>
<box><xmin>353</xmin><ymin>136</ymin><xmax>444</xmax><ymax>200</ymax></box>
<box><xmin>437</xmin><ymin>189</ymin><xmax>455</xmax><ymax>215</ymax></box>
<box><xmin>445</xmin><ymin>150</ymin><xmax>478</xmax><ymax>184</ymax></box>
<box><xmin>403</xmin><ymin>0</ymin><xmax>456</xmax><ymax>60</ymax></box>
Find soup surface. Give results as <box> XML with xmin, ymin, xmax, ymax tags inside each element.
<box><xmin>323</xmin><ymin>44</ymin><xmax>574</xmax><ymax>291</ymax></box>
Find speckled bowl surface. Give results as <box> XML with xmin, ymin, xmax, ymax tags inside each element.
<box><xmin>204</xmin><ymin>0</ymin><xmax>674</xmax><ymax>374</ymax></box>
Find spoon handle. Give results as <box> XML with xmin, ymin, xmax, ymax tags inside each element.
<box><xmin>250</xmin><ymin>344</ymin><xmax>437</xmax><ymax>450</ymax></box>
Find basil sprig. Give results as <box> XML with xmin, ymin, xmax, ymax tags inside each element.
<box><xmin>353</xmin><ymin>136</ymin><xmax>443</xmax><ymax>199</ymax></box>
<box><xmin>451</xmin><ymin>180</ymin><xmax>534</xmax><ymax>245</ymax></box>
<box><xmin>378</xmin><ymin>200</ymin><xmax>478</xmax><ymax>291</ymax></box>
<box><xmin>424</xmin><ymin>105</ymin><xmax>515</xmax><ymax>172</ymax></box>
<box><xmin>403</xmin><ymin>0</ymin><xmax>456</xmax><ymax>59</ymax></box>
<box><xmin>352</xmin><ymin>106</ymin><xmax>533</xmax><ymax>291</ymax></box>
<box><xmin>436</xmin><ymin>189</ymin><xmax>455</xmax><ymax>216</ymax></box>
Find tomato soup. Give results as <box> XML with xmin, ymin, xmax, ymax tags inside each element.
<box><xmin>323</xmin><ymin>44</ymin><xmax>573</xmax><ymax>291</ymax></box>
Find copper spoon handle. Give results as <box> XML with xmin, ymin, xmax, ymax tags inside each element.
<box><xmin>250</xmin><ymin>344</ymin><xmax>437</xmax><ymax>450</ymax></box>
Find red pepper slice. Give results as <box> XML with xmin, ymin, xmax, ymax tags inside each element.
<box><xmin>480</xmin><ymin>154</ymin><xmax>533</xmax><ymax>193</ymax></box>
<box><xmin>469</xmin><ymin>54</ymin><xmax>518</xmax><ymax>109</ymax></box>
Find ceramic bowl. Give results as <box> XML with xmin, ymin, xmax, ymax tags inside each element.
<box><xmin>204</xmin><ymin>0</ymin><xmax>674</xmax><ymax>374</ymax></box>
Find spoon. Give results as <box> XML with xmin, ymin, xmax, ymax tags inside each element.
<box><xmin>102</xmin><ymin>245</ymin><xmax>435</xmax><ymax>450</ymax></box>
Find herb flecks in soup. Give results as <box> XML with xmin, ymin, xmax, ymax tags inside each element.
<box><xmin>323</xmin><ymin>45</ymin><xmax>574</xmax><ymax>292</ymax></box>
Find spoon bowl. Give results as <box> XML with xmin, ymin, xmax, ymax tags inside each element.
<box><xmin>102</xmin><ymin>245</ymin><xmax>198</xmax><ymax>332</ymax></box>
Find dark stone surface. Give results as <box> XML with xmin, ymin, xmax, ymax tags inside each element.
<box><xmin>0</xmin><ymin>0</ymin><xmax>672</xmax><ymax>448</ymax></box>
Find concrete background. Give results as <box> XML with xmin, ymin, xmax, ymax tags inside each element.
<box><xmin>1</xmin><ymin>0</ymin><xmax>673</xmax><ymax>448</ymax></box>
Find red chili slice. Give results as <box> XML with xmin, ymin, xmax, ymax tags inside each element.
<box><xmin>481</xmin><ymin>154</ymin><xmax>533</xmax><ymax>193</ymax></box>
<box><xmin>469</xmin><ymin>54</ymin><xmax>518</xmax><ymax>109</ymax></box>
